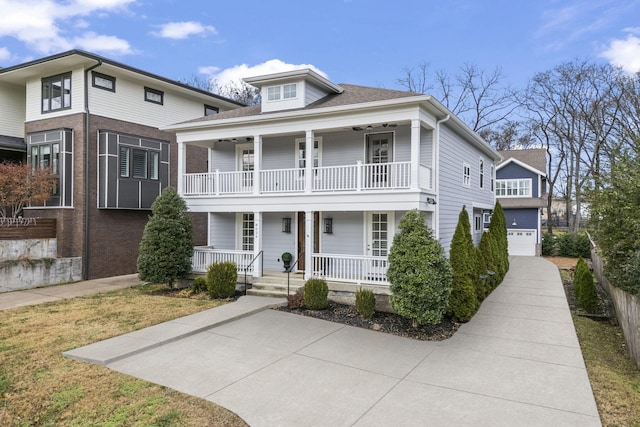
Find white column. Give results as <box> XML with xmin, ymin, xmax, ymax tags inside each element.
<box><xmin>253</xmin><ymin>211</ymin><xmax>263</xmax><ymax>278</ymax></box>
<box><xmin>410</xmin><ymin>119</ymin><xmax>420</xmax><ymax>190</ymax></box>
<box><xmin>304</xmin><ymin>210</ymin><xmax>314</xmax><ymax>280</ymax></box>
<box><xmin>305</xmin><ymin>130</ymin><xmax>314</xmax><ymax>193</ymax></box>
<box><xmin>253</xmin><ymin>135</ymin><xmax>262</xmax><ymax>195</ymax></box>
<box><xmin>177</xmin><ymin>141</ymin><xmax>185</xmax><ymax>195</ymax></box>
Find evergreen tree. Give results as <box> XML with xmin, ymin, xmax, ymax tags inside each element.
<box><xmin>574</xmin><ymin>257</ymin><xmax>599</xmax><ymax>313</ymax></box>
<box><xmin>489</xmin><ymin>201</ymin><xmax>509</xmax><ymax>282</ymax></box>
<box><xmin>448</xmin><ymin>207</ymin><xmax>479</xmax><ymax>322</ymax></box>
<box><xmin>388</xmin><ymin>209</ymin><xmax>452</xmax><ymax>326</ymax></box>
<box><xmin>137</xmin><ymin>187</ymin><xmax>193</xmax><ymax>287</ymax></box>
<box><xmin>479</xmin><ymin>231</ymin><xmax>497</xmax><ymax>291</ymax></box>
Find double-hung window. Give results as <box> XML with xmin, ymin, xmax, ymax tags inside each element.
<box><xmin>267</xmin><ymin>83</ymin><xmax>297</xmax><ymax>101</ymax></box>
<box><xmin>42</xmin><ymin>73</ymin><xmax>71</xmax><ymax>112</ymax></box>
<box><xmin>496</xmin><ymin>179</ymin><xmax>532</xmax><ymax>197</ymax></box>
<box><xmin>463</xmin><ymin>162</ymin><xmax>471</xmax><ymax>187</ymax></box>
<box><xmin>479</xmin><ymin>159</ymin><xmax>484</xmax><ymax>189</ymax></box>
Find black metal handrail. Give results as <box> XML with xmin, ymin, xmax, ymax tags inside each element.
<box><xmin>243</xmin><ymin>250</ymin><xmax>263</xmax><ymax>295</ymax></box>
<box><xmin>286</xmin><ymin>252</ymin><xmax>303</xmax><ymax>296</ymax></box>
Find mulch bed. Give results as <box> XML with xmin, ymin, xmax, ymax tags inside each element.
<box><xmin>275</xmin><ymin>301</ymin><xmax>459</xmax><ymax>341</ymax></box>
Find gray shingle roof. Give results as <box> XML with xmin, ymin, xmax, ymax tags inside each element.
<box><xmin>498</xmin><ymin>148</ymin><xmax>547</xmax><ymax>173</ymax></box>
<box><xmin>0</xmin><ymin>135</ymin><xmax>25</xmax><ymax>151</ymax></box>
<box><xmin>177</xmin><ymin>84</ymin><xmax>423</xmax><ymax>125</ymax></box>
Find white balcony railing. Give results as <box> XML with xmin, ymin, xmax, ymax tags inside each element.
<box><xmin>182</xmin><ymin>161</ymin><xmax>430</xmax><ymax>196</ymax></box>
<box><xmin>192</xmin><ymin>247</ymin><xmax>255</xmax><ymax>273</ymax></box>
<box><xmin>312</xmin><ymin>253</ymin><xmax>389</xmax><ymax>285</ymax></box>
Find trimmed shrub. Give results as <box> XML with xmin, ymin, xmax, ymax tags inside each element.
<box><xmin>207</xmin><ymin>261</ymin><xmax>238</xmax><ymax>299</ymax></box>
<box><xmin>137</xmin><ymin>187</ymin><xmax>193</xmax><ymax>287</ymax></box>
<box><xmin>303</xmin><ymin>278</ymin><xmax>329</xmax><ymax>310</ymax></box>
<box><xmin>557</xmin><ymin>233</ymin><xmax>591</xmax><ymax>258</ymax></box>
<box><xmin>191</xmin><ymin>277</ymin><xmax>207</xmax><ymax>293</ymax></box>
<box><xmin>355</xmin><ymin>288</ymin><xmax>376</xmax><ymax>319</ymax></box>
<box><xmin>574</xmin><ymin>257</ymin><xmax>598</xmax><ymax>313</ymax></box>
<box><xmin>474</xmin><ymin>246</ymin><xmax>491</xmax><ymax>301</ymax></box>
<box><xmin>488</xmin><ymin>202</ymin><xmax>509</xmax><ymax>282</ymax></box>
<box><xmin>388</xmin><ymin>210</ymin><xmax>452</xmax><ymax>327</ymax></box>
<box><xmin>479</xmin><ymin>231</ymin><xmax>497</xmax><ymax>290</ymax></box>
<box><xmin>287</xmin><ymin>287</ymin><xmax>304</xmax><ymax>309</ymax></box>
<box><xmin>541</xmin><ymin>232</ymin><xmax>556</xmax><ymax>256</ymax></box>
<box><xmin>448</xmin><ymin>207</ymin><xmax>479</xmax><ymax>323</ymax></box>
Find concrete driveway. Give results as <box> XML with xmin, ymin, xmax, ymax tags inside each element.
<box><xmin>65</xmin><ymin>257</ymin><xmax>601</xmax><ymax>426</ymax></box>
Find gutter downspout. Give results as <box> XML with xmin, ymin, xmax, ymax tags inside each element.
<box><xmin>83</xmin><ymin>60</ymin><xmax>102</xmax><ymax>280</ymax></box>
<box><xmin>433</xmin><ymin>114</ymin><xmax>450</xmax><ymax>241</ymax></box>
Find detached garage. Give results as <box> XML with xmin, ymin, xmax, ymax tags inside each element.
<box><xmin>507</xmin><ymin>229</ymin><xmax>537</xmax><ymax>256</ymax></box>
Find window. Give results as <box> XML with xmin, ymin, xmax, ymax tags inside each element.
<box><xmin>241</xmin><ymin>213</ymin><xmax>254</xmax><ymax>251</ymax></box>
<box><xmin>496</xmin><ymin>179</ymin><xmax>532</xmax><ymax>197</ymax></box>
<box><xmin>119</xmin><ymin>146</ymin><xmax>159</xmax><ymax>180</ymax></box>
<box><xmin>267</xmin><ymin>83</ymin><xmax>297</xmax><ymax>101</ymax></box>
<box><xmin>295</xmin><ymin>137</ymin><xmax>321</xmax><ymax>177</ymax></box>
<box><xmin>283</xmin><ymin>83</ymin><xmax>297</xmax><ymax>99</ymax></box>
<box><xmin>92</xmin><ymin>71</ymin><xmax>115</xmax><ymax>92</ymax></box>
<box><xmin>483</xmin><ymin>213</ymin><xmax>492</xmax><ymax>224</ymax></box>
<box><xmin>267</xmin><ymin>86</ymin><xmax>280</xmax><ymax>101</ymax></box>
<box><xmin>474</xmin><ymin>214</ymin><xmax>482</xmax><ymax>232</ymax></box>
<box><xmin>42</xmin><ymin>73</ymin><xmax>71</xmax><ymax>112</ymax></box>
<box><xmin>479</xmin><ymin>159</ymin><xmax>484</xmax><ymax>189</ymax></box>
<box><xmin>28</xmin><ymin>129</ymin><xmax>73</xmax><ymax>207</ymax></box>
<box><xmin>463</xmin><ymin>162</ymin><xmax>471</xmax><ymax>187</ymax></box>
<box><xmin>144</xmin><ymin>87</ymin><xmax>163</xmax><ymax>104</ymax></box>
<box><xmin>204</xmin><ymin>104</ymin><xmax>219</xmax><ymax>116</ymax></box>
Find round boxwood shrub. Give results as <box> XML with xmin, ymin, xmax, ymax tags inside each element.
<box><xmin>207</xmin><ymin>261</ymin><xmax>238</xmax><ymax>299</ymax></box>
<box><xmin>191</xmin><ymin>277</ymin><xmax>208</xmax><ymax>293</ymax></box>
<box><xmin>303</xmin><ymin>278</ymin><xmax>329</xmax><ymax>310</ymax></box>
<box><xmin>355</xmin><ymin>288</ymin><xmax>376</xmax><ymax>319</ymax></box>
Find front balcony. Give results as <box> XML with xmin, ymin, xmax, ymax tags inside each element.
<box><xmin>182</xmin><ymin>161</ymin><xmax>432</xmax><ymax>197</ymax></box>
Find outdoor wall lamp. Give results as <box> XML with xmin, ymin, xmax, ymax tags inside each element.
<box><xmin>324</xmin><ymin>218</ymin><xmax>333</xmax><ymax>234</ymax></box>
<box><xmin>426</xmin><ymin>197</ymin><xmax>437</xmax><ymax>205</ymax></box>
<box><xmin>512</xmin><ymin>219</ymin><xmax>518</xmax><ymax>226</ymax></box>
<box><xmin>282</xmin><ymin>217</ymin><xmax>291</xmax><ymax>233</ymax></box>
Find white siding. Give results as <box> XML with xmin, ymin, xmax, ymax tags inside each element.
<box><xmin>0</xmin><ymin>82</ymin><xmax>25</xmax><ymax>137</ymax></box>
<box><xmin>437</xmin><ymin>125</ymin><xmax>495</xmax><ymax>254</ymax></box>
<box><xmin>25</xmin><ymin>66</ymin><xmax>85</xmax><ymax>122</ymax></box>
<box><xmin>420</xmin><ymin>129</ymin><xmax>433</xmax><ymax>165</ymax></box>
<box><xmin>209</xmin><ymin>142</ymin><xmax>236</xmax><ymax>171</ymax></box>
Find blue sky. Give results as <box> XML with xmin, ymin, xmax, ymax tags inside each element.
<box><xmin>0</xmin><ymin>0</ymin><xmax>639</xmax><ymax>92</ymax></box>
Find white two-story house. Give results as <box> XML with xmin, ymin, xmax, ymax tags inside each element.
<box><xmin>166</xmin><ymin>69</ymin><xmax>500</xmax><ymax>289</ymax></box>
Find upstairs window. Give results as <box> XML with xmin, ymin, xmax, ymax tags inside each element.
<box><xmin>119</xmin><ymin>146</ymin><xmax>159</xmax><ymax>180</ymax></box>
<box><xmin>92</xmin><ymin>71</ymin><xmax>115</xmax><ymax>92</ymax></box>
<box><xmin>144</xmin><ymin>87</ymin><xmax>164</xmax><ymax>105</ymax></box>
<box><xmin>479</xmin><ymin>159</ymin><xmax>484</xmax><ymax>188</ymax></box>
<box><xmin>42</xmin><ymin>73</ymin><xmax>71</xmax><ymax>112</ymax></box>
<box><xmin>267</xmin><ymin>83</ymin><xmax>297</xmax><ymax>101</ymax></box>
<box><xmin>496</xmin><ymin>179</ymin><xmax>532</xmax><ymax>197</ymax></box>
<box><xmin>463</xmin><ymin>162</ymin><xmax>471</xmax><ymax>187</ymax></box>
<box><xmin>491</xmin><ymin>165</ymin><xmax>495</xmax><ymax>192</ymax></box>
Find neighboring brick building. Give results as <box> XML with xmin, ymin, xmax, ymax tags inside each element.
<box><xmin>0</xmin><ymin>50</ymin><xmax>241</xmax><ymax>279</ymax></box>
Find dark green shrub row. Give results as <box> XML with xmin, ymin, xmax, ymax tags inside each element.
<box><xmin>541</xmin><ymin>232</ymin><xmax>556</xmax><ymax>256</ymax></box>
<box><xmin>574</xmin><ymin>257</ymin><xmax>599</xmax><ymax>313</ymax></box>
<box><xmin>448</xmin><ymin>202</ymin><xmax>509</xmax><ymax>323</ymax></box>
<box><xmin>303</xmin><ymin>278</ymin><xmax>329</xmax><ymax>310</ymax></box>
<box><xmin>542</xmin><ymin>232</ymin><xmax>591</xmax><ymax>258</ymax></box>
<box><xmin>355</xmin><ymin>288</ymin><xmax>376</xmax><ymax>319</ymax></box>
<box><xmin>206</xmin><ymin>261</ymin><xmax>238</xmax><ymax>299</ymax></box>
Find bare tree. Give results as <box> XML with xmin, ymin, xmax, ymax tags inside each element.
<box><xmin>397</xmin><ymin>62</ymin><xmax>519</xmax><ymax>136</ymax></box>
<box><xmin>179</xmin><ymin>75</ymin><xmax>261</xmax><ymax>106</ymax></box>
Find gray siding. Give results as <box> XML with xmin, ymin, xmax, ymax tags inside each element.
<box><xmin>262</xmin><ymin>212</ymin><xmax>297</xmax><ymax>271</ymax></box>
<box><xmin>305</xmin><ymin>82</ymin><xmax>328</xmax><ymax>105</ymax></box>
<box><xmin>321</xmin><ymin>211</ymin><xmax>364</xmax><ymax>255</ymax></box>
<box><xmin>209</xmin><ymin>141</ymin><xmax>236</xmax><ymax>172</ymax></box>
<box><xmin>420</xmin><ymin>129</ymin><xmax>433</xmax><ymax>166</ymax></box>
<box><xmin>322</xmin><ymin>132</ymin><xmax>363</xmax><ymax>166</ymax></box>
<box><xmin>262</xmin><ymin>136</ymin><xmax>296</xmax><ymax>169</ymax></box>
<box><xmin>209</xmin><ymin>212</ymin><xmax>235</xmax><ymax>249</ymax></box>
<box><xmin>437</xmin><ymin>125</ymin><xmax>495</xmax><ymax>254</ymax></box>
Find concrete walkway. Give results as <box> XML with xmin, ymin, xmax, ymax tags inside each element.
<box><xmin>52</xmin><ymin>257</ymin><xmax>602</xmax><ymax>425</ymax></box>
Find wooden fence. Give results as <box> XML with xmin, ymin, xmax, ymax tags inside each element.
<box><xmin>0</xmin><ymin>218</ymin><xmax>57</xmax><ymax>240</ymax></box>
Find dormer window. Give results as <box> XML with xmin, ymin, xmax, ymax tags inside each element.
<box><xmin>267</xmin><ymin>83</ymin><xmax>297</xmax><ymax>101</ymax></box>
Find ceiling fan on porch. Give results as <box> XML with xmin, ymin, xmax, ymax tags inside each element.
<box><xmin>351</xmin><ymin>123</ymin><xmax>397</xmax><ymax>132</ymax></box>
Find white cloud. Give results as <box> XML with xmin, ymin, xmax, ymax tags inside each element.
<box><xmin>0</xmin><ymin>47</ymin><xmax>10</xmax><ymax>61</ymax></box>
<box><xmin>0</xmin><ymin>0</ymin><xmax>135</xmax><ymax>54</ymax></box>
<box><xmin>200</xmin><ymin>59</ymin><xmax>328</xmax><ymax>87</ymax></box>
<box><xmin>74</xmin><ymin>32</ymin><xmax>132</xmax><ymax>55</ymax></box>
<box><xmin>153</xmin><ymin>21</ymin><xmax>217</xmax><ymax>40</ymax></box>
<box><xmin>601</xmin><ymin>33</ymin><xmax>640</xmax><ymax>73</ymax></box>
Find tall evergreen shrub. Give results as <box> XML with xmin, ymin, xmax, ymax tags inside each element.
<box><xmin>447</xmin><ymin>207</ymin><xmax>479</xmax><ymax>322</ymax></box>
<box><xmin>137</xmin><ymin>187</ymin><xmax>193</xmax><ymax>287</ymax></box>
<box><xmin>574</xmin><ymin>257</ymin><xmax>598</xmax><ymax>313</ymax></box>
<box><xmin>488</xmin><ymin>202</ymin><xmax>509</xmax><ymax>282</ymax></box>
<box><xmin>387</xmin><ymin>209</ymin><xmax>452</xmax><ymax>326</ymax></box>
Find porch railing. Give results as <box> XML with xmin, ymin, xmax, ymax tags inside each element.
<box><xmin>192</xmin><ymin>247</ymin><xmax>255</xmax><ymax>273</ymax></box>
<box><xmin>312</xmin><ymin>253</ymin><xmax>389</xmax><ymax>285</ymax></box>
<box><xmin>182</xmin><ymin>161</ymin><xmax>425</xmax><ymax>196</ymax></box>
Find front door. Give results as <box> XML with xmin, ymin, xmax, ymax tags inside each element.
<box><xmin>366</xmin><ymin>132</ymin><xmax>393</xmax><ymax>187</ymax></box>
<box><xmin>236</xmin><ymin>143</ymin><xmax>254</xmax><ymax>189</ymax></box>
<box><xmin>367</xmin><ymin>212</ymin><xmax>391</xmax><ymax>280</ymax></box>
<box><xmin>297</xmin><ymin>212</ymin><xmax>319</xmax><ymax>271</ymax></box>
